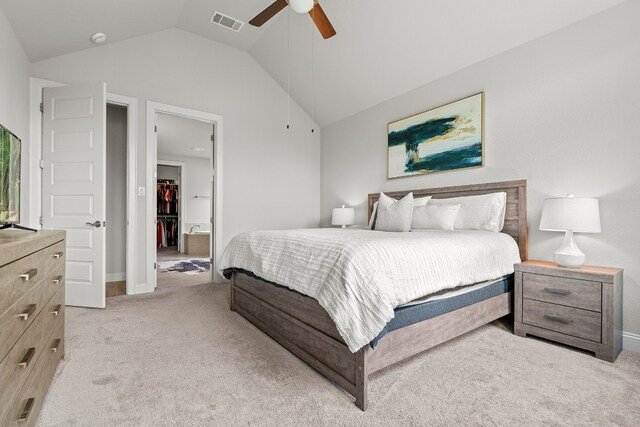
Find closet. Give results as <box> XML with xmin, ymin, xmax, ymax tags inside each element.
<box><xmin>157</xmin><ymin>180</ymin><xmax>180</xmax><ymax>248</ymax></box>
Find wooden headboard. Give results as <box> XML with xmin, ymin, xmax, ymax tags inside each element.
<box><xmin>368</xmin><ymin>179</ymin><xmax>528</xmax><ymax>261</ymax></box>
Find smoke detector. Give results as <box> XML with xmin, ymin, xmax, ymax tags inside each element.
<box><xmin>90</xmin><ymin>33</ymin><xmax>107</xmax><ymax>44</ymax></box>
<box><xmin>210</xmin><ymin>11</ymin><xmax>244</xmax><ymax>32</ymax></box>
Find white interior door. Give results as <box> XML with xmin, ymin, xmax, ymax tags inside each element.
<box><xmin>42</xmin><ymin>83</ymin><xmax>107</xmax><ymax>308</ymax></box>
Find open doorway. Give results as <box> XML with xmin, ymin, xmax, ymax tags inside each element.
<box><xmin>105</xmin><ymin>103</ymin><xmax>128</xmax><ymax>297</ymax></box>
<box><xmin>155</xmin><ymin>113</ymin><xmax>214</xmax><ymax>289</ymax></box>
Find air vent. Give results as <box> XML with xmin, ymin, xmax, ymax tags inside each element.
<box><xmin>210</xmin><ymin>11</ymin><xmax>244</xmax><ymax>32</ymax></box>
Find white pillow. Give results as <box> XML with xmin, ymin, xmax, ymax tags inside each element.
<box><xmin>369</xmin><ymin>196</ymin><xmax>431</xmax><ymax>228</ymax></box>
<box><xmin>375</xmin><ymin>192</ymin><xmax>414</xmax><ymax>232</ymax></box>
<box><xmin>429</xmin><ymin>192</ymin><xmax>507</xmax><ymax>232</ymax></box>
<box><xmin>412</xmin><ymin>204</ymin><xmax>461</xmax><ymax>230</ymax></box>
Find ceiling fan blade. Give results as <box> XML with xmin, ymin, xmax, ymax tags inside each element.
<box><xmin>249</xmin><ymin>0</ymin><xmax>288</xmax><ymax>27</ymax></box>
<box><xmin>309</xmin><ymin>3</ymin><xmax>336</xmax><ymax>39</ymax></box>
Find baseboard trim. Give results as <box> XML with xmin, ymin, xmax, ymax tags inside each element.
<box><xmin>623</xmin><ymin>331</ymin><xmax>640</xmax><ymax>354</ymax></box>
<box><xmin>106</xmin><ymin>272</ymin><xmax>126</xmax><ymax>282</ymax></box>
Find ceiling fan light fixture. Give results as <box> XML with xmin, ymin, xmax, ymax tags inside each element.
<box><xmin>289</xmin><ymin>0</ymin><xmax>314</xmax><ymax>14</ymax></box>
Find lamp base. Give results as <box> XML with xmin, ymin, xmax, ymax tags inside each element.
<box><xmin>553</xmin><ymin>230</ymin><xmax>586</xmax><ymax>269</ymax></box>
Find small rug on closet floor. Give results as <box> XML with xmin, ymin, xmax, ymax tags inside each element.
<box><xmin>157</xmin><ymin>259</ymin><xmax>210</xmax><ymax>275</ymax></box>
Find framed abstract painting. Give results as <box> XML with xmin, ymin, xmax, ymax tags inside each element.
<box><xmin>387</xmin><ymin>92</ymin><xmax>484</xmax><ymax>179</ymax></box>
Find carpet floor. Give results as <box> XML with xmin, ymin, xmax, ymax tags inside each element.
<box><xmin>37</xmin><ymin>276</ymin><xmax>640</xmax><ymax>426</ymax></box>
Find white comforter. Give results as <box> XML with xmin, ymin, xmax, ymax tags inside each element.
<box><xmin>218</xmin><ymin>228</ymin><xmax>521</xmax><ymax>352</ymax></box>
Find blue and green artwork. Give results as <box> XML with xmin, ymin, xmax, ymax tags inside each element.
<box><xmin>388</xmin><ymin>92</ymin><xmax>483</xmax><ymax>178</ymax></box>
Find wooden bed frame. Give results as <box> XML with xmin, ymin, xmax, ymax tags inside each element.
<box><xmin>229</xmin><ymin>180</ymin><xmax>527</xmax><ymax>410</ymax></box>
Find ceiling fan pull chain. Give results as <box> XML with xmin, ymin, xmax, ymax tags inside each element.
<box><xmin>287</xmin><ymin>7</ymin><xmax>291</xmax><ymax>130</ymax></box>
<box><xmin>311</xmin><ymin>5</ymin><xmax>315</xmax><ymax>134</ymax></box>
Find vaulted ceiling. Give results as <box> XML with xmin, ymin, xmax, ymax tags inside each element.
<box><xmin>1</xmin><ymin>0</ymin><xmax>627</xmax><ymax>126</ymax></box>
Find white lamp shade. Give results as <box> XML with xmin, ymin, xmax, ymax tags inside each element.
<box><xmin>539</xmin><ymin>197</ymin><xmax>601</xmax><ymax>233</ymax></box>
<box><xmin>289</xmin><ymin>0</ymin><xmax>314</xmax><ymax>14</ymax></box>
<box><xmin>332</xmin><ymin>205</ymin><xmax>355</xmax><ymax>226</ymax></box>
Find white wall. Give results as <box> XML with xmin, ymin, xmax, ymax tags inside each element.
<box><xmin>29</xmin><ymin>28</ymin><xmax>321</xmax><ymax>289</ymax></box>
<box><xmin>105</xmin><ymin>105</ymin><xmax>127</xmax><ymax>281</ymax></box>
<box><xmin>0</xmin><ymin>7</ymin><xmax>29</xmax><ymax>222</ymax></box>
<box><xmin>157</xmin><ymin>165</ymin><xmax>179</xmax><ymax>183</ymax></box>
<box><xmin>321</xmin><ymin>3</ymin><xmax>640</xmax><ymax>336</ymax></box>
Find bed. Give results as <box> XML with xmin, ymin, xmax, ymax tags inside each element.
<box><xmin>224</xmin><ymin>180</ymin><xmax>527</xmax><ymax>410</ymax></box>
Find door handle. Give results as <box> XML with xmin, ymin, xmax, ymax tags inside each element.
<box><xmin>85</xmin><ymin>221</ymin><xmax>102</xmax><ymax>228</ymax></box>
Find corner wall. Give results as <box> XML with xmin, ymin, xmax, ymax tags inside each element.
<box><xmin>320</xmin><ymin>2</ymin><xmax>640</xmax><ymax>337</ymax></box>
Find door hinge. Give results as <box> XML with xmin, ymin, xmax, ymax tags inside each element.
<box><xmin>40</xmin><ymin>102</ymin><xmax>43</xmax><ymax>113</ymax></box>
<box><xmin>154</xmin><ymin>125</ymin><xmax>158</xmax><ymax>133</ymax></box>
<box><xmin>39</xmin><ymin>216</ymin><xmax>43</xmax><ymax>226</ymax></box>
<box><xmin>39</xmin><ymin>160</ymin><xmax>44</xmax><ymax>169</ymax></box>
<box><xmin>210</xmin><ymin>134</ymin><xmax>214</xmax><ymax>142</ymax></box>
<box><xmin>154</xmin><ymin>262</ymin><xmax>157</xmax><ymax>270</ymax></box>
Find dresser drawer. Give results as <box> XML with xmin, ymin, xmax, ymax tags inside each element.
<box><xmin>0</xmin><ymin>251</ymin><xmax>46</xmax><ymax>317</ymax></box>
<box><xmin>0</xmin><ymin>284</ymin><xmax>45</xmax><ymax>363</ymax></box>
<box><xmin>43</xmin><ymin>241</ymin><xmax>65</xmax><ymax>276</ymax></box>
<box><xmin>42</xmin><ymin>285</ymin><xmax>65</xmax><ymax>349</ymax></box>
<box><xmin>41</xmin><ymin>262</ymin><xmax>64</xmax><ymax>312</ymax></box>
<box><xmin>523</xmin><ymin>299</ymin><xmax>601</xmax><ymax>342</ymax></box>
<box><xmin>2</xmin><ymin>322</ymin><xmax>63</xmax><ymax>427</ymax></box>
<box><xmin>0</xmin><ymin>314</ymin><xmax>44</xmax><ymax>422</ymax></box>
<box><xmin>523</xmin><ymin>273</ymin><xmax>601</xmax><ymax>312</ymax></box>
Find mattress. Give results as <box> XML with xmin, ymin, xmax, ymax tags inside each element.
<box><xmin>370</xmin><ymin>274</ymin><xmax>513</xmax><ymax>348</ymax></box>
<box><xmin>219</xmin><ymin>228</ymin><xmax>521</xmax><ymax>352</ymax></box>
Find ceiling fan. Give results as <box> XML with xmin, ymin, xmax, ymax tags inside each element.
<box><xmin>249</xmin><ymin>0</ymin><xmax>336</xmax><ymax>39</ymax></box>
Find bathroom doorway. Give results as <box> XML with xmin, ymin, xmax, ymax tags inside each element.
<box><xmin>155</xmin><ymin>112</ymin><xmax>214</xmax><ymax>288</ymax></box>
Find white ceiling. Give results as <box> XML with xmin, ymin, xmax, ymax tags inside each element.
<box><xmin>157</xmin><ymin>113</ymin><xmax>213</xmax><ymax>159</ymax></box>
<box><xmin>1</xmin><ymin>0</ymin><xmax>627</xmax><ymax>126</ymax></box>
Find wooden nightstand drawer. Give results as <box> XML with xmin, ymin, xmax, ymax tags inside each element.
<box><xmin>523</xmin><ymin>273</ymin><xmax>601</xmax><ymax>312</ymax></box>
<box><xmin>523</xmin><ymin>299</ymin><xmax>601</xmax><ymax>342</ymax></box>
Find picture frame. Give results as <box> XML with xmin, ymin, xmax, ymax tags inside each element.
<box><xmin>387</xmin><ymin>92</ymin><xmax>484</xmax><ymax>179</ymax></box>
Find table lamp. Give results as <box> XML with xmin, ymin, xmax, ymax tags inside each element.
<box><xmin>331</xmin><ymin>205</ymin><xmax>355</xmax><ymax>228</ymax></box>
<box><xmin>539</xmin><ymin>195</ymin><xmax>601</xmax><ymax>268</ymax></box>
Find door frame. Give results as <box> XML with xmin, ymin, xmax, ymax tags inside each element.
<box><xmin>31</xmin><ymin>78</ymin><xmax>138</xmax><ymax>295</ymax></box>
<box><xmin>156</xmin><ymin>159</ymin><xmax>187</xmax><ymax>253</ymax></box>
<box><xmin>146</xmin><ymin>101</ymin><xmax>224</xmax><ymax>291</ymax></box>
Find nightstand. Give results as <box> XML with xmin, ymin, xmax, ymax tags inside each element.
<box><xmin>514</xmin><ymin>260</ymin><xmax>623</xmax><ymax>362</ymax></box>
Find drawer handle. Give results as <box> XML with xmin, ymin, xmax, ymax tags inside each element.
<box><xmin>18</xmin><ymin>347</ymin><xmax>36</xmax><ymax>369</ymax></box>
<box><xmin>544</xmin><ymin>314</ymin><xmax>572</xmax><ymax>324</ymax></box>
<box><xmin>50</xmin><ymin>304</ymin><xmax>62</xmax><ymax>316</ymax></box>
<box><xmin>544</xmin><ymin>287</ymin><xmax>571</xmax><ymax>296</ymax></box>
<box><xmin>52</xmin><ymin>275</ymin><xmax>63</xmax><ymax>285</ymax></box>
<box><xmin>17</xmin><ymin>304</ymin><xmax>37</xmax><ymax>321</ymax></box>
<box><xmin>20</xmin><ymin>268</ymin><xmax>38</xmax><ymax>281</ymax></box>
<box><xmin>17</xmin><ymin>397</ymin><xmax>35</xmax><ymax>424</ymax></box>
<box><xmin>51</xmin><ymin>339</ymin><xmax>61</xmax><ymax>353</ymax></box>
<box><xmin>53</xmin><ymin>251</ymin><xmax>64</xmax><ymax>259</ymax></box>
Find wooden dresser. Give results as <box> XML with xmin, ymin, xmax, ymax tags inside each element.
<box><xmin>514</xmin><ymin>260</ymin><xmax>623</xmax><ymax>362</ymax></box>
<box><xmin>0</xmin><ymin>230</ymin><xmax>66</xmax><ymax>427</ymax></box>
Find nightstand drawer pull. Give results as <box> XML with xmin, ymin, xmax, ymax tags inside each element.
<box><xmin>52</xmin><ymin>275</ymin><xmax>63</xmax><ymax>285</ymax></box>
<box><xmin>53</xmin><ymin>251</ymin><xmax>64</xmax><ymax>259</ymax></box>
<box><xmin>543</xmin><ymin>314</ymin><xmax>572</xmax><ymax>324</ymax></box>
<box><xmin>51</xmin><ymin>339</ymin><xmax>61</xmax><ymax>353</ymax></box>
<box><xmin>543</xmin><ymin>287</ymin><xmax>571</xmax><ymax>296</ymax></box>
<box><xmin>17</xmin><ymin>398</ymin><xmax>34</xmax><ymax>423</ymax></box>
<box><xmin>17</xmin><ymin>304</ymin><xmax>37</xmax><ymax>321</ymax></box>
<box><xmin>18</xmin><ymin>347</ymin><xmax>36</xmax><ymax>369</ymax></box>
<box><xmin>20</xmin><ymin>268</ymin><xmax>38</xmax><ymax>281</ymax></box>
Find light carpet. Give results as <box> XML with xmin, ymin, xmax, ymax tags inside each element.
<box><xmin>37</xmin><ymin>275</ymin><xmax>640</xmax><ymax>426</ymax></box>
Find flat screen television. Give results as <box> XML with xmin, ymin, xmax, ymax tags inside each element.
<box><xmin>0</xmin><ymin>124</ymin><xmax>22</xmax><ymax>224</ymax></box>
